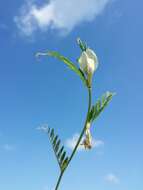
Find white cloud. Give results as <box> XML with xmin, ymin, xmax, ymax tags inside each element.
<box><xmin>105</xmin><ymin>173</ymin><xmax>120</xmax><ymax>184</ymax></box>
<box><xmin>65</xmin><ymin>133</ymin><xmax>104</xmax><ymax>151</ymax></box>
<box><xmin>2</xmin><ymin>144</ymin><xmax>16</xmax><ymax>151</ymax></box>
<box><xmin>14</xmin><ymin>0</ymin><xmax>111</xmax><ymax>36</ymax></box>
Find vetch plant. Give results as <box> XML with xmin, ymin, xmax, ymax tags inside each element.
<box><xmin>36</xmin><ymin>38</ymin><xmax>115</xmax><ymax>190</ymax></box>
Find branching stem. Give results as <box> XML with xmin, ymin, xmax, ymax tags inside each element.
<box><xmin>54</xmin><ymin>87</ymin><xmax>92</xmax><ymax>190</ymax></box>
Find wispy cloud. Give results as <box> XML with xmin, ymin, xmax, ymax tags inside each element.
<box><xmin>65</xmin><ymin>133</ymin><xmax>104</xmax><ymax>151</ymax></box>
<box><xmin>105</xmin><ymin>173</ymin><xmax>120</xmax><ymax>184</ymax></box>
<box><xmin>14</xmin><ymin>0</ymin><xmax>111</xmax><ymax>36</ymax></box>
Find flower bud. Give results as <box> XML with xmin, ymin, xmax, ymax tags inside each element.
<box><xmin>78</xmin><ymin>48</ymin><xmax>98</xmax><ymax>87</ymax></box>
<box><xmin>78</xmin><ymin>48</ymin><xmax>98</xmax><ymax>72</ymax></box>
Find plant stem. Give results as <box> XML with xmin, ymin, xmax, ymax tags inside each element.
<box><xmin>55</xmin><ymin>171</ymin><xmax>64</xmax><ymax>190</ymax></box>
<box><xmin>67</xmin><ymin>87</ymin><xmax>92</xmax><ymax>165</ymax></box>
<box><xmin>54</xmin><ymin>87</ymin><xmax>92</xmax><ymax>190</ymax></box>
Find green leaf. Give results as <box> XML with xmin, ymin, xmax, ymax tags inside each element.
<box><xmin>57</xmin><ymin>146</ymin><xmax>64</xmax><ymax>159</ymax></box>
<box><xmin>50</xmin><ymin>129</ymin><xmax>54</xmax><ymax>141</ymax></box>
<box><xmin>91</xmin><ymin>91</ymin><xmax>115</xmax><ymax>122</ymax></box>
<box><xmin>37</xmin><ymin>51</ymin><xmax>87</xmax><ymax>86</ymax></box>
<box><xmin>55</xmin><ymin>140</ymin><xmax>61</xmax><ymax>153</ymax></box>
<box><xmin>43</xmin><ymin>127</ymin><xmax>69</xmax><ymax>171</ymax></box>
<box><xmin>60</xmin><ymin>151</ymin><xmax>66</xmax><ymax>165</ymax></box>
<box><xmin>53</xmin><ymin>135</ymin><xmax>58</xmax><ymax>147</ymax></box>
<box><xmin>96</xmin><ymin>100</ymin><xmax>101</xmax><ymax>112</ymax></box>
<box><xmin>77</xmin><ymin>38</ymin><xmax>87</xmax><ymax>51</ymax></box>
<box><xmin>88</xmin><ymin>106</ymin><xmax>95</xmax><ymax>122</ymax></box>
<box><xmin>61</xmin><ymin>157</ymin><xmax>69</xmax><ymax>170</ymax></box>
<box><xmin>48</xmin><ymin>51</ymin><xmax>87</xmax><ymax>86</ymax></box>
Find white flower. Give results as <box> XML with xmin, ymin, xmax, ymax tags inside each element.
<box><xmin>78</xmin><ymin>48</ymin><xmax>98</xmax><ymax>75</ymax></box>
<box><xmin>81</xmin><ymin>122</ymin><xmax>92</xmax><ymax>149</ymax></box>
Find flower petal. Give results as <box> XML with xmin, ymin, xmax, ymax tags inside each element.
<box><xmin>78</xmin><ymin>51</ymin><xmax>88</xmax><ymax>72</ymax></box>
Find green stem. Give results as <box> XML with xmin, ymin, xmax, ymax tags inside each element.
<box><xmin>54</xmin><ymin>87</ymin><xmax>92</xmax><ymax>190</ymax></box>
<box><xmin>67</xmin><ymin>87</ymin><xmax>92</xmax><ymax>165</ymax></box>
<box><xmin>55</xmin><ymin>171</ymin><xmax>64</xmax><ymax>190</ymax></box>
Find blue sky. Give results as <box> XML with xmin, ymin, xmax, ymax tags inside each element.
<box><xmin>0</xmin><ymin>0</ymin><xmax>143</xmax><ymax>190</ymax></box>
